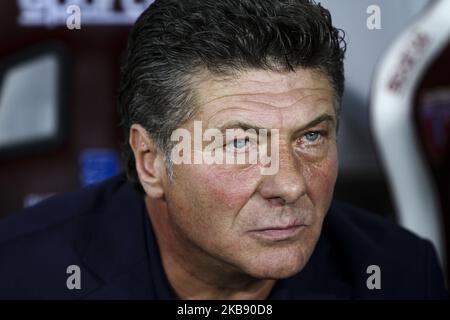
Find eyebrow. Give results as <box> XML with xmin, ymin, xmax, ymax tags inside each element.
<box><xmin>217</xmin><ymin>113</ymin><xmax>335</xmax><ymax>134</ymax></box>
<box><xmin>297</xmin><ymin>113</ymin><xmax>335</xmax><ymax>132</ymax></box>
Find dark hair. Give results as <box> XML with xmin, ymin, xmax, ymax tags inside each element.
<box><xmin>118</xmin><ymin>0</ymin><xmax>346</xmax><ymax>192</ymax></box>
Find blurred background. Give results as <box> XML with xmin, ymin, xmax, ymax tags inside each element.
<box><xmin>0</xmin><ymin>0</ymin><xmax>448</xmax><ymax>278</ymax></box>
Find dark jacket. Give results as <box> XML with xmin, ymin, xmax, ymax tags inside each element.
<box><xmin>0</xmin><ymin>174</ymin><xmax>447</xmax><ymax>299</ymax></box>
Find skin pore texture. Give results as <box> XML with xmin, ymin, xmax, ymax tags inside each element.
<box><xmin>130</xmin><ymin>68</ymin><xmax>339</xmax><ymax>300</ymax></box>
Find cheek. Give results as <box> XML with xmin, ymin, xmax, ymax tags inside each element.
<box><xmin>303</xmin><ymin>153</ymin><xmax>338</xmax><ymax>207</ymax></box>
<box><xmin>175</xmin><ymin>165</ymin><xmax>259</xmax><ymax>214</ymax></box>
<box><xmin>167</xmin><ymin>164</ymin><xmax>261</xmax><ymax>251</ymax></box>
<box><xmin>193</xmin><ymin>165</ymin><xmax>260</xmax><ymax>209</ymax></box>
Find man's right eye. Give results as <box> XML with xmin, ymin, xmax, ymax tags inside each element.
<box><xmin>225</xmin><ymin>137</ymin><xmax>250</xmax><ymax>151</ymax></box>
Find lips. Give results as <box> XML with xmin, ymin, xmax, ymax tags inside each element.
<box><xmin>249</xmin><ymin>223</ymin><xmax>306</xmax><ymax>241</ymax></box>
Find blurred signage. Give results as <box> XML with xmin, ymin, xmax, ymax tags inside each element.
<box><xmin>79</xmin><ymin>148</ymin><xmax>121</xmax><ymax>187</ymax></box>
<box><xmin>17</xmin><ymin>0</ymin><xmax>154</xmax><ymax>27</ymax></box>
<box><xmin>388</xmin><ymin>32</ymin><xmax>431</xmax><ymax>93</ymax></box>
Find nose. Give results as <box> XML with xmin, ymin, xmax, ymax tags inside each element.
<box><xmin>257</xmin><ymin>146</ymin><xmax>306</xmax><ymax>205</ymax></box>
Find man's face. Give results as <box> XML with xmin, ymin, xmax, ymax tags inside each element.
<box><xmin>161</xmin><ymin>68</ymin><xmax>338</xmax><ymax>279</ymax></box>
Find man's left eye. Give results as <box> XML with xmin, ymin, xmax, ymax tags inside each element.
<box><xmin>304</xmin><ymin>131</ymin><xmax>321</xmax><ymax>142</ymax></box>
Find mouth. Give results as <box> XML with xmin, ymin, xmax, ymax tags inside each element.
<box><xmin>249</xmin><ymin>224</ymin><xmax>306</xmax><ymax>242</ymax></box>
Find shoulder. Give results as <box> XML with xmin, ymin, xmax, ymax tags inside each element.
<box><xmin>0</xmin><ymin>174</ymin><xmax>129</xmax><ymax>244</ymax></box>
<box><xmin>0</xmin><ymin>174</ymin><xmax>134</xmax><ymax>298</ymax></box>
<box><xmin>328</xmin><ymin>201</ymin><xmax>422</xmax><ymax>247</ymax></box>
<box><xmin>324</xmin><ymin>201</ymin><xmax>448</xmax><ymax>299</ymax></box>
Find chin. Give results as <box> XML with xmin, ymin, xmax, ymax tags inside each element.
<box><xmin>241</xmin><ymin>246</ymin><xmax>311</xmax><ymax>280</ymax></box>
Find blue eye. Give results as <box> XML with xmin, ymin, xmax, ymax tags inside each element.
<box><xmin>304</xmin><ymin>132</ymin><xmax>320</xmax><ymax>142</ymax></box>
<box><xmin>232</xmin><ymin>137</ymin><xmax>249</xmax><ymax>149</ymax></box>
<box><xmin>226</xmin><ymin>137</ymin><xmax>250</xmax><ymax>150</ymax></box>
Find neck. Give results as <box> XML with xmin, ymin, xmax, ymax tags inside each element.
<box><xmin>145</xmin><ymin>197</ymin><xmax>276</xmax><ymax>300</ymax></box>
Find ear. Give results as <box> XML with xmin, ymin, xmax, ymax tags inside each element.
<box><xmin>129</xmin><ymin>124</ymin><xmax>167</xmax><ymax>199</ymax></box>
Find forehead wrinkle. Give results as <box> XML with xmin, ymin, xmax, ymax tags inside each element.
<box><xmin>200</xmin><ymin>78</ymin><xmax>334</xmax><ymax>106</ymax></box>
<box><xmin>206</xmin><ymin>106</ymin><xmax>284</xmax><ymax>129</ymax></box>
<box><xmin>203</xmin><ymin>91</ymin><xmax>334</xmax><ymax>130</ymax></box>
<box><xmin>197</xmin><ymin>69</ymin><xmax>332</xmax><ymax>102</ymax></box>
<box><xmin>197</xmin><ymin>92</ymin><xmax>258</xmax><ymax>108</ymax></box>
<box><xmin>194</xmin><ymin>69</ymin><xmax>336</xmax><ymax>131</ymax></box>
<box><xmin>267</xmin><ymin>91</ymin><xmax>334</xmax><ymax>111</ymax></box>
<box><xmin>199</xmin><ymin>84</ymin><xmax>334</xmax><ymax>111</ymax></box>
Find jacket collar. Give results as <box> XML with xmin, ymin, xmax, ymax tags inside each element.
<box><xmin>79</xmin><ymin>175</ymin><xmax>155</xmax><ymax>298</ymax></box>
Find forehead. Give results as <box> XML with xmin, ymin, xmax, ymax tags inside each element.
<box><xmin>193</xmin><ymin>68</ymin><xmax>336</xmax><ymax>129</ymax></box>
